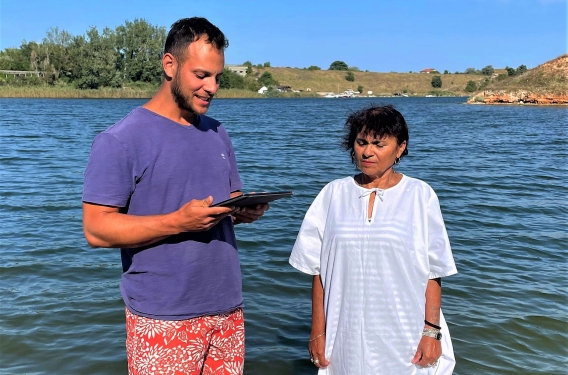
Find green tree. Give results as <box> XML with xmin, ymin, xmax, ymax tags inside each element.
<box><xmin>465</xmin><ymin>68</ymin><xmax>477</xmax><ymax>74</ymax></box>
<box><xmin>516</xmin><ymin>64</ymin><xmax>527</xmax><ymax>75</ymax></box>
<box><xmin>345</xmin><ymin>71</ymin><xmax>355</xmax><ymax>81</ymax></box>
<box><xmin>0</xmin><ymin>47</ymin><xmax>28</xmax><ymax>70</ymax></box>
<box><xmin>357</xmin><ymin>85</ymin><xmax>364</xmax><ymax>93</ymax></box>
<box><xmin>431</xmin><ymin>75</ymin><xmax>442</xmax><ymax>88</ymax></box>
<box><xmin>258</xmin><ymin>71</ymin><xmax>278</xmax><ymax>87</ymax></box>
<box><xmin>307</xmin><ymin>65</ymin><xmax>321</xmax><ymax>70</ymax></box>
<box><xmin>41</xmin><ymin>27</ymin><xmax>74</xmax><ymax>82</ymax></box>
<box><xmin>443</xmin><ymin>70</ymin><xmax>449</xmax><ymax>74</ymax></box>
<box><xmin>329</xmin><ymin>60</ymin><xmax>348</xmax><ymax>70</ymax></box>
<box><xmin>115</xmin><ymin>19</ymin><xmax>166</xmax><ymax>83</ymax></box>
<box><xmin>71</xmin><ymin>26</ymin><xmax>122</xmax><ymax>89</ymax></box>
<box><xmin>263</xmin><ymin>61</ymin><xmax>271</xmax><ymax>67</ymax></box>
<box><xmin>220</xmin><ymin>68</ymin><xmax>244</xmax><ymax>89</ymax></box>
<box><xmin>465</xmin><ymin>80</ymin><xmax>477</xmax><ymax>92</ymax></box>
<box><xmin>481</xmin><ymin>65</ymin><xmax>494</xmax><ymax>75</ymax></box>
<box><xmin>505</xmin><ymin>66</ymin><xmax>516</xmax><ymax>76</ymax></box>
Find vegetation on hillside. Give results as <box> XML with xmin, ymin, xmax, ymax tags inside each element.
<box><xmin>473</xmin><ymin>54</ymin><xmax>568</xmax><ymax>94</ymax></box>
<box><xmin>254</xmin><ymin>67</ymin><xmax>495</xmax><ymax>96</ymax></box>
<box><xmin>0</xmin><ymin>18</ymin><xmax>545</xmax><ymax>98</ymax></box>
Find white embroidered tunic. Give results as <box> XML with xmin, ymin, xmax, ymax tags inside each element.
<box><xmin>289</xmin><ymin>175</ymin><xmax>458</xmax><ymax>375</ymax></box>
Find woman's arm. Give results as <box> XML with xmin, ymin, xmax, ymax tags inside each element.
<box><xmin>411</xmin><ymin>278</ymin><xmax>443</xmax><ymax>367</ymax></box>
<box><xmin>309</xmin><ymin>275</ymin><xmax>330</xmax><ymax>369</ymax></box>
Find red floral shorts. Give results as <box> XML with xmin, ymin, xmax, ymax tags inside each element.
<box><xmin>125</xmin><ymin>307</ymin><xmax>245</xmax><ymax>375</ymax></box>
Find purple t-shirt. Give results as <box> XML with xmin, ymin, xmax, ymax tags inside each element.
<box><xmin>83</xmin><ymin>107</ymin><xmax>244</xmax><ymax>320</ymax></box>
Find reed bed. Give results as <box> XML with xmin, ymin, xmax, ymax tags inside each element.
<box><xmin>0</xmin><ymin>86</ymin><xmax>157</xmax><ymax>98</ymax></box>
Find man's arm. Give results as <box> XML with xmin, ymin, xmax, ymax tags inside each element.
<box><xmin>82</xmin><ymin>196</ymin><xmax>234</xmax><ymax>248</ymax></box>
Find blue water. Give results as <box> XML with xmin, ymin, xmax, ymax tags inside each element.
<box><xmin>0</xmin><ymin>97</ymin><xmax>566</xmax><ymax>374</ymax></box>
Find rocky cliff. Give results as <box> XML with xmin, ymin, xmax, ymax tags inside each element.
<box><xmin>467</xmin><ymin>54</ymin><xmax>568</xmax><ymax>105</ymax></box>
<box><xmin>468</xmin><ymin>90</ymin><xmax>568</xmax><ymax>105</ymax></box>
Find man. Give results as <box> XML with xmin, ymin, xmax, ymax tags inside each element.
<box><xmin>82</xmin><ymin>17</ymin><xmax>267</xmax><ymax>375</ymax></box>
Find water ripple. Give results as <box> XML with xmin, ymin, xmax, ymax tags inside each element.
<box><xmin>1</xmin><ymin>97</ymin><xmax>566</xmax><ymax>374</ymax></box>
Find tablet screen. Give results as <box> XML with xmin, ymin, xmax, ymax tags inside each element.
<box><xmin>213</xmin><ymin>191</ymin><xmax>293</xmax><ymax>207</ymax></box>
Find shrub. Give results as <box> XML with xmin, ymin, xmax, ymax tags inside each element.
<box><xmin>345</xmin><ymin>71</ymin><xmax>355</xmax><ymax>82</ymax></box>
<box><xmin>465</xmin><ymin>80</ymin><xmax>477</xmax><ymax>92</ymax></box>
<box><xmin>516</xmin><ymin>64</ymin><xmax>527</xmax><ymax>75</ymax></box>
<box><xmin>258</xmin><ymin>71</ymin><xmax>279</xmax><ymax>87</ymax></box>
<box><xmin>431</xmin><ymin>76</ymin><xmax>442</xmax><ymax>88</ymax></box>
<box><xmin>481</xmin><ymin>65</ymin><xmax>494</xmax><ymax>75</ymax></box>
<box><xmin>329</xmin><ymin>61</ymin><xmax>348</xmax><ymax>70</ymax></box>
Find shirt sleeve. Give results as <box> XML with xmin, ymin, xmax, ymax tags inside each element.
<box><xmin>289</xmin><ymin>185</ymin><xmax>331</xmax><ymax>275</ymax></box>
<box><xmin>82</xmin><ymin>132</ymin><xmax>134</xmax><ymax>207</ymax></box>
<box><xmin>427</xmin><ymin>189</ymin><xmax>458</xmax><ymax>279</ymax></box>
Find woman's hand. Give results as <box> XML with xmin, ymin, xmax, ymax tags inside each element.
<box><xmin>411</xmin><ymin>335</ymin><xmax>442</xmax><ymax>368</ymax></box>
<box><xmin>308</xmin><ymin>333</ymin><xmax>329</xmax><ymax>369</ymax></box>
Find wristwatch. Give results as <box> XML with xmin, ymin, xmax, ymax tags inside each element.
<box><xmin>422</xmin><ymin>328</ymin><xmax>442</xmax><ymax>340</ymax></box>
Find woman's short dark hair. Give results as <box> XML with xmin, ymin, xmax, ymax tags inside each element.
<box><xmin>164</xmin><ymin>17</ymin><xmax>228</xmax><ymax>63</ymax></box>
<box><xmin>342</xmin><ymin>105</ymin><xmax>409</xmax><ymax>165</ymax></box>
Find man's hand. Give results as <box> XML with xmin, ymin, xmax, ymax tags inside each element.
<box><xmin>175</xmin><ymin>196</ymin><xmax>235</xmax><ymax>232</ymax></box>
<box><xmin>232</xmin><ymin>203</ymin><xmax>269</xmax><ymax>224</ymax></box>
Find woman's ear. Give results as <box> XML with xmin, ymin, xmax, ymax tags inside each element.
<box><xmin>398</xmin><ymin>140</ymin><xmax>407</xmax><ymax>157</ymax></box>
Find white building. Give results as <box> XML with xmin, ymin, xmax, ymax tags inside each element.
<box><xmin>258</xmin><ymin>86</ymin><xmax>268</xmax><ymax>94</ymax></box>
<box><xmin>225</xmin><ymin>65</ymin><xmax>248</xmax><ymax>76</ymax></box>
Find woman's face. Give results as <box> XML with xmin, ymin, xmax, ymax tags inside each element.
<box><xmin>354</xmin><ymin>131</ymin><xmax>407</xmax><ymax>179</ymax></box>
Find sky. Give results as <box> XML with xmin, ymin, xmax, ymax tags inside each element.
<box><xmin>0</xmin><ymin>0</ymin><xmax>566</xmax><ymax>73</ymax></box>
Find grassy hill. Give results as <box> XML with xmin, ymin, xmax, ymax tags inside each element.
<box><xmin>467</xmin><ymin>54</ymin><xmax>568</xmax><ymax>105</ymax></box>
<box><xmin>254</xmin><ymin>67</ymin><xmax>501</xmax><ymax>96</ymax></box>
<box><xmin>474</xmin><ymin>54</ymin><xmax>568</xmax><ymax>94</ymax></box>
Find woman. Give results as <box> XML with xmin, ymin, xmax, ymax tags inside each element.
<box><xmin>289</xmin><ymin>105</ymin><xmax>457</xmax><ymax>374</ymax></box>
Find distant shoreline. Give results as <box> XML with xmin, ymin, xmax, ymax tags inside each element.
<box><xmin>0</xmin><ymin>87</ymin><xmax>469</xmax><ymax>100</ymax></box>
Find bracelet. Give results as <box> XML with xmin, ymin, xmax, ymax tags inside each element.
<box><xmin>424</xmin><ymin>320</ymin><xmax>441</xmax><ymax>330</ymax></box>
<box><xmin>309</xmin><ymin>332</ymin><xmax>325</xmax><ymax>342</ymax></box>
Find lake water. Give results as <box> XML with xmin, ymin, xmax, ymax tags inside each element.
<box><xmin>0</xmin><ymin>97</ymin><xmax>566</xmax><ymax>375</ymax></box>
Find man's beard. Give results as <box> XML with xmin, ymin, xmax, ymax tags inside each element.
<box><xmin>171</xmin><ymin>71</ymin><xmax>194</xmax><ymax>113</ymax></box>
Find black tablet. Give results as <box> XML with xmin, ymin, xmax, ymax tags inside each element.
<box><xmin>212</xmin><ymin>191</ymin><xmax>293</xmax><ymax>207</ymax></box>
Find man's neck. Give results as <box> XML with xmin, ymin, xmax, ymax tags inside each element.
<box><xmin>143</xmin><ymin>84</ymin><xmax>197</xmax><ymax>126</ymax></box>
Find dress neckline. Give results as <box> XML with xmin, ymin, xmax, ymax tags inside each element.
<box><xmin>350</xmin><ymin>174</ymin><xmax>406</xmax><ymax>192</ymax></box>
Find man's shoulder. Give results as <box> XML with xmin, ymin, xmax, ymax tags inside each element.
<box><xmin>105</xmin><ymin>107</ymin><xmax>154</xmax><ymax>134</ymax></box>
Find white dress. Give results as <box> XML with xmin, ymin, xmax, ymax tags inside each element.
<box><xmin>289</xmin><ymin>175</ymin><xmax>458</xmax><ymax>375</ymax></box>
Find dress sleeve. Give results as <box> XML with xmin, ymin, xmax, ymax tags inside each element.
<box><xmin>427</xmin><ymin>189</ymin><xmax>458</xmax><ymax>279</ymax></box>
<box><xmin>289</xmin><ymin>185</ymin><xmax>331</xmax><ymax>275</ymax></box>
<box><xmin>82</xmin><ymin>132</ymin><xmax>134</xmax><ymax>208</ymax></box>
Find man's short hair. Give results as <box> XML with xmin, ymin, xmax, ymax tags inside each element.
<box><xmin>164</xmin><ymin>17</ymin><xmax>228</xmax><ymax>63</ymax></box>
